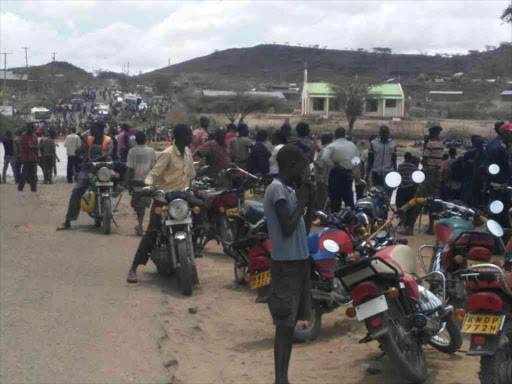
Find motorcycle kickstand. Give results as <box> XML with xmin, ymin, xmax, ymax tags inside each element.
<box><xmin>111</xmin><ymin>216</ymin><xmax>120</xmax><ymax>227</ymax></box>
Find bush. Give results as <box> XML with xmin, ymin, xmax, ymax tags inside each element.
<box><xmin>0</xmin><ymin>115</ymin><xmax>25</xmax><ymax>136</ymax></box>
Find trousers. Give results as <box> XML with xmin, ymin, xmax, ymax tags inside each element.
<box><xmin>2</xmin><ymin>155</ymin><xmax>16</xmax><ymax>181</ymax></box>
<box><xmin>42</xmin><ymin>156</ymin><xmax>54</xmax><ymax>183</ymax></box>
<box><xmin>328</xmin><ymin>168</ymin><xmax>354</xmax><ymax>212</ymax></box>
<box><xmin>18</xmin><ymin>161</ymin><xmax>38</xmax><ymax>192</ymax></box>
<box><xmin>67</xmin><ymin>156</ymin><xmax>81</xmax><ymax>183</ymax></box>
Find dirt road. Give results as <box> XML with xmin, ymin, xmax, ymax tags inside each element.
<box><xmin>0</xmin><ymin>183</ymin><xmax>482</xmax><ymax>384</ymax></box>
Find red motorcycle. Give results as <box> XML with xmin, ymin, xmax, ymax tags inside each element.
<box><xmin>456</xmin><ymin>263</ymin><xmax>512</xmax><ymax>384</ymax></box>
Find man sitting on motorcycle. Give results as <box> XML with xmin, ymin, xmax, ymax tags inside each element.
<box><xmin>57</xmin><ymin>121</ymin><xmax>125</xmax><ymax>231</ymax></box>
<box><xmin>126</xmin><ymin>124</ymin><xmax>206</xmax><ymax>284</ymax></box>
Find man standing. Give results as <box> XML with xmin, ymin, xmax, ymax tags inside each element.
<box><xmin>117</xmin><ymin>123</ymin><xmax>131</xmax><ymax>162</ymax></box>
<box><xmin>321</xmin><ymin>127</ymin><xmax>359</xmax><ymax>211</ymax></box>
<box><xmin>263</xmin><ymin>144</ymin><xmax>313</xmax><ymax>384</ymax></box>
<box><xmin>40</xmin><ymin>130</ymin><xmax>58</xmax><ymax>184</ymax></box>
<box><xmin>127</xmin><ymin>124</ymin><xmax>197</xmax><ymax>283</ymax></box>
<box><xmin>190</xmin><ymin>116</ymin><xmax>210</xmax><ymax>153</ymax></box>
<box><xmin>295</xmin><ymin>122</ymin><xmax>315</xmax><ymax>163</ymax></box>
<box><xmin>87</xmin><ymin>121</ymin><xmax>113</xmax><ymax>162</ymax></box>
<box><xmin>230</xmin><ymin>123</ymin><xmax>253</xmax><ymax>169</ymax></box>
<box><xmin>399</xmin><ymin>123</ymin><xmax>444</xmax><ymax>235</ymax></box>
<box><xmin>18</xmin><ymin>123</ymin><xmax>39</xmax><ymax>192</ymax></box>
<box><xmin>126</xmin><ymin>132</ymin><xmax>156</xmax><ymax>236</ymax></box>
<box><xmin>368</xmin><ymin>125</ymin><xmax>397</xmax><ymax>194</ymax></box>
<box><xmin>314</xmin><ymin>131</ymin><xmax>333</xmax><ymax>211</ymax></box>
<box><xmin>64</xmin><ymin>127</ymin><xmax>82</xmax><ymax>183</ymax></box>
<box><xmin>194</xmin><ymin>128</ymin><xmax>231</xmax><ymax>182</ymax></box>
<box><xmin>1</xmin><ymin>131</ymin><xmax>16</xmax><ymax>183</ymax></box>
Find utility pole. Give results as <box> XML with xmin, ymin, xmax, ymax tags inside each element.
<box><xmin>1</xmin><ymin>52</ymin><xmax>13</xmax><ymax>105</ymax></box>
<box><xmin>51</xmin><ymin>52</ymin><xmax>56</xmax><ymax>89</ymax></box>
<box><xmin>127</xmin><ymin>61</ymin><xmax>130</xmax><ymax>76</ymax></box>
<box><xmin>22</xmin><ymin>46</ymin><xmax>30</xmax><ymax>93</ymax></box>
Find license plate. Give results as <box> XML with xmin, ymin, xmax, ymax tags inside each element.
<box><xmin>96</xmin><ymin>182</ymin><xmax>113</xmax><ymax>186</ymax></box>
<box><xmin>227</xmin><ymin>208</ymin><xmax>237</xmax><ymax>216</ymax></box>
<box><xmin>165</xmin><ymin>218</ymin><xmax>193</xmax><ymax>225</ymax></box>
<box><xmin>355</xmin><ymin>295</ymin><xmax>389</xmax><ymax>321</ymax></box>
<box><xmin>468</xmin><ymin>259</ymin><xmax>484</xmax><ymax>267</ymax></box>
<box><xmin>462</xmin><ymin>314</ymin><xmax>505</xmax><ymax>335</ymax></box>
<box><xmin>250</xmin><ymin>270</ymin><xmax>270</xmax><ymax>289</ymax></box>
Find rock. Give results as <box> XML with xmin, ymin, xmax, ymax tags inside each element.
<box><xmin>164</xmin><ymin>359</ymin><xmax>179</xmax><ymax>368</ymax></box>
<box><xmin>366</xmin><ymin>367</ymin><xmax>381</xmax><ymax>375</ymax></box>
<box><xmin>188</xmin><ymin>307</ymin><xmax>198</xmax><ymax>314</ymax></box>
<box><xmin>193</xmin><ymin>325</ymin><xmax>202</xmax><ymax>332</ymax></box>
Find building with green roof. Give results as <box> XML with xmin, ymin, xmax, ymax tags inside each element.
<box><xmin>301</xmin><ymin>70</ymin><xmax>405</xmax><ymax>118</ymax></box>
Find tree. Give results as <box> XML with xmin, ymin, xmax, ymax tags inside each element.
<box><xmin>334</xmin><ymin>81</ymin><xmax>371</xmax><ymax>137</ymax></box>
<box><xmin>501</xmin><ymin>1</ymin><xmax>512</xmax><ymax>23</ymax></box>
<box><xmin>152</xmin><ymin>73</ymin><xmax>171</xmax><ymax>95</ymax></box>
<box><xmin>214</xmin><ymin>92</ymin><xmax>277</xmax><ymax>124</ymax></box>
<box><xmin>372</xmin><ymin>47</ymin><xmax>392</xmax><ymax>55</ymax></box>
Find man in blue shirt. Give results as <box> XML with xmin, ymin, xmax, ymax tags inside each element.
<box><xmin>487</xmin><ymin>122</ymin><xmax>512</xmax><ymax>184</ymax></box>
<box><xmin>264</xmin><ymin>144</ymin><xmax>313</xmax><ymax>384</ymax></box>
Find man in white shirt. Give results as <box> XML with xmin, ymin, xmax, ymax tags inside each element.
<box><xmin>126</xmin><ymin>132</ymin><xmax>156</xmax><ymax>235</ymax></box>
<box><xmin>64</xmin><ymin>127</ymin><xmax>82</xmax><ymax>183</ymax></box>
<box><xmin>320</xmin><ymin>127</ymin><xmax>359</xmax><ymax>211</ymax></box>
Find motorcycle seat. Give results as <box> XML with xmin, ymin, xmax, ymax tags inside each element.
<box><xmin>241</xmin><ymin>200</ymin><xmax>265</xmax><ymax>225</ymax></box>
<box><xmin>374</xmin><ymin>245</ymin><xmax>417</xmax><ymax>277</ymax></box>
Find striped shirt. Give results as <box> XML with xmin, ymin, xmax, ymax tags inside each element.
<box><xmin>230</xmin><ymin>136</ymin><xmax>253</xmax><ymax>168</ymax></box>
<box><xmin>423</xmin><ymin>139</ymin><xmax>444</xmax><ymax>168</ymax></box>
<box><xmin>398</xmin><ymin>161</ymin><xmax>417</xmax><ymax>186</ymax></box>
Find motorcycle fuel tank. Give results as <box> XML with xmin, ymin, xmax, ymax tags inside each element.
<box><xmin>435</xmin><ymin>218</ymin><xmax>473</xmax><ymax>245</ymax></box>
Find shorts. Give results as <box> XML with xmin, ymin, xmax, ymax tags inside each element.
<box><xmin>131</xmin><ymin>191</ymin><xmax>151</xmax><ymax>210</ymax></box>
<box><xmin>268</xmin><ymin>259</ymin><xmax>311</xmax><ymax>327</ymax></box>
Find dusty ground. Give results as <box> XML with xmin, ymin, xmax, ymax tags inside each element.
<box><xmin>0</xmin><ymin>182</ymin><xmax>482</xmax><ymax>384</ymax></box>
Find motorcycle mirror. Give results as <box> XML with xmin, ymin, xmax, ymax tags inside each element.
<box><xmin>351</xmin><ymin>157</ymin><xmax>361</xmax><ymax>166</ymax></box>
<box><xmin>488</xmin><ymin>164</ymin><xmax>500</xmax><ymax>175</ymax></box>
<box><xmin>315</xmin><ymin>211</ymin><xmax>328</xmax><ymax>219</ymax></box>
<box><xmin>412</xmin><ymin>170</ymin><xmax>426</xmax><ymax>184</ymax></box>
<box><xmin>489</xmin><ymin>200</ymin><xmax>504</xmax><ymax>215</ymax></box>
<box><xmin>323</xmin><ymin>239</ymin><xmax>340</xmax><ymax>253</ymax></box>
<box><xmin>385</xmin><ymin>172</ymin><xmax>402</xmax><ymax>188</ymax></box>
<box><xmin>486</xmin><ymin>219</ymin><xmax>504</xmax><ymax>237</ymax></box>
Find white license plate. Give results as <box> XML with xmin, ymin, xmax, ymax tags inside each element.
<box><xmin>165</xmin><ymin>218</ymin><xmax>193</xmax><ymax>225</ymax></box>
<box><xmin>355</xmin><ymin>295</ymin><xmax>389</xmax><ymax>321</ymax></box>
<box><xmin>96</xmin><ymin>182</ymin><xmax>113</xmax><ymax>186</ymax></box>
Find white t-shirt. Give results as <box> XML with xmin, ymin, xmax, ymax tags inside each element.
<box><xmin>268</xmin><ymin>144</ymin><xmax>284</xmax><ymax>175</ymax></box>
<box><xmin>64</xmin><ymin>133</ymin><xmax>82</xmax><ymax>157</ymax></box>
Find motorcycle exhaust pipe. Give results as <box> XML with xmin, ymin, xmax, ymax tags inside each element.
<box><xmin>311</xmin><ymin>289</ymin><xmax>351</xmax><ymax>305</ymax></box>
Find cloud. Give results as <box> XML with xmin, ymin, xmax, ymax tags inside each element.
<box><xmin>0</xmin><ymin>1</ymin><xmax>509</xmax><ymax>73</ymax></box>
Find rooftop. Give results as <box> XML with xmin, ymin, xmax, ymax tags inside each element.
<box><xmin>307</xmin><ymin>83</ymin><xmax>336</xmax><ymax>96</ymax></box>
<box><xmin>368</xmin><ymin>83</ymin><xmax>403</xmax><ymax>99</ymax></box>
<box><xmin>428</xmin><ymin>91</ymin><xmax>463</xmax><ymax>95</ymax></box>
<box><xmin>502</xmin><ymin>90</ymin><xmax>512</xmax><ymax>96</ymax></box>
<box><xmin>202</xmin><ymin>90</ymin><xmax>286</xmax><ymax>99</ymax></box>
<box><xmin>0</xmin><ymin>71</ymin><xmax>27</xmax><ymax>81</ymax></box>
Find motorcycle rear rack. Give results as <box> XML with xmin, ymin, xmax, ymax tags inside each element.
<box><xmin>415</xmin><ymin>271</ymin><xmax>447</xmax><ymax>305</ymax></box>
<box><xmin>417</xmin><ymin>244</ymin><xmax>440</xmax><ymax>274</ymax></box>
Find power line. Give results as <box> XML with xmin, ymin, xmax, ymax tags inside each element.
<box><xmin>1</xmin><ymin>52</ymin><xmax>13</xmax><ymax>105</ymax></box>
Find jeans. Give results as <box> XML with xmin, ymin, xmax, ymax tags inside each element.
<box><xmin>328</xmin><ymin>168</ymin><xmax>354</xmax><ymax>212</ymax></box>
<box><xmin>41</xmin><ymin>156</ymin><xmax>54</xmax><ymax>183</ymax></box>
<box><xmin>65</xmin><ymin>169</ymin><xmax>91</xmax><ymax>222</ymax></box>
<box><xmin>67</xmin><ymin>156</ymin><xmax>81</xmax><ymax>183</ymax></box>
<box><xmin>2</xmin><ymin>155</ymin><xmax>16</xmax><ymax>181</ymax></box>
<box><xmin>18</xmin><ymin>161</ymin><xmax>38</xmax><ymax>192</ymax></box>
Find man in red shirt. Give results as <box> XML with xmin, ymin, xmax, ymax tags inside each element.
<box><xmin>18</xmin><ymin>123</ymin><xmax>39</xmax><ymax>192</ymax></box>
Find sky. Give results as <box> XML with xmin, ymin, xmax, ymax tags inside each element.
<box><xmin>1</xmin><ymin>0</ymin><xmax>511</xmax><ymax>74</ymax></box>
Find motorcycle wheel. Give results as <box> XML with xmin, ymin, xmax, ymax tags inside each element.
<box><xmin>102</xmin><ymin>198</ymin><xmax>112</xmax><ymax>235</ymax></box>
<box><xmin>480</xmin><ymin>317</ymin><xmax>512</xmax><ymax>384</ymax></box>
<box><xmin>234</xmin><ymin>261</ymin><xmax>247</xmax><ymax>285</ymax></box>
<box><xmin>220</xmin><ymin>215</ymin><xmax>234</xmax><ymax>243</ymax></box>
<box><xmin>428</xmin><ymin>313</ymin><xmax>463</xmax><ymax>354</ymax></box>
<box><xmin>94</xmin><ymin>217</ymin><xmax>101</xmax><ymax>228</ymax></box>
<box><xmin>379</xmin><ymin>299</ymin><xmax>428</xmax><ymax>384</ymax></box>
<box><xmin>176</xmin><ymin>240</ymin><xmax>193</xmax><ymax>296</ymax></box>
<box><xmin>293</xmin><ymin>301</ymin><xmax>322</xmax><ymax>343</ymax></box>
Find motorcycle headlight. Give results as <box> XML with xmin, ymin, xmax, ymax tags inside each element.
<box><xmin>97</xmin><ymin>167</ymin><xmax>112</xmax><ymax>182</ymax></box>
<box><xmin>169</xmin><ymin>199</ymin><xmax>189</xmax><ymax>220</ymax></box>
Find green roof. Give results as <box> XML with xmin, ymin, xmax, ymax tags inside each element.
<box><xmin>368</xmin><ymin>84</ymin><xmax>403</xmax><ymax>99</ymax></box>
<box><xmin>307</xmin><ymin>82</ymin><xmax>336</xmax><ymax>96</ymax></box>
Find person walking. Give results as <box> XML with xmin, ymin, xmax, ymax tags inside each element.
<box><xmin>314</xmin><ymin>131</ymin><xmax>333</xmax><ymax>212</ymax></box>
<box><xmin>126</xmin><ymin>132</ymin><xmax>156</xmax><ymax>236</ymax></box>
<box><xmin>117</xmin><ymin>123</ymin><xmax>131</xmax><ymax>163</ymax></box>
<box><xmin>230</xmin><ymin>123</ymin><xmax>253</xmax><ymax>169</ymax></box>
<box><xmin>1</xmin><ymin>131</ymin><xmax>16</xmax><ymax>183</ymax></box>
<box><xmin>263</xmin><ymin>144</ymin><xmax>313</xmax><ymax>384</ymax></box>
<box><xmin>368</xmin><ymin>126</ymin><xmax>397</xmax><ymax>195</ymax></box>
<box><xmin>40</xmin><ymin>130</ymin><xmax>58</xmax><ymax>184</ymax></box>
<box><xmin>247</xmin><ymin>129</ymin><xmax>272</xmax><ymax>175</ymax></box>
<box><xmin>18</xmin><ymin>123</ymin><xmax>39</xmax><ymax>192</ymax></box>
<box><xmin>321</xmin><ymin>127</ymin><xmax>359</xmax><ymax>211</ymax></box>
<box><xmin>64</xmin><ymin>127</ymin><xmax>82</xmax><ymax>183</ymax></box>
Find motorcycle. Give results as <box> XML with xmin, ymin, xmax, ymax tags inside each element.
<box><xmin>403</xmin><ymin>197</ymin><xmax>505</xmax><ymax>313</ymax></box>
<box><xmin>337</xmin><ymin>237</ymin><xmax>463</xmax><ymax>383</ymax></box>
<box><xmin>145</xmin><ymin>188</ymin><xmax>199</xmax><ymax>296</ymax></box>
<box><xmin>455</xmin><ymin>257</ymin><xmax>512</xmax><ymax>384</ymax></box>
<box><xmin>80</xmin><ymin>162</ymin><xmax>122</xmax><ymax>235</ymax></box>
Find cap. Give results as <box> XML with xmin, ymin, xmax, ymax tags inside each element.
<box><xmin>426</xmin><ymin>121</ymin><xmax>443</xmax><ymax>132</ymax></box>
<box><xmin>499</xmin><ymin>123</ymin><xmax>512</xmax><ymax>134</ymax></box>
